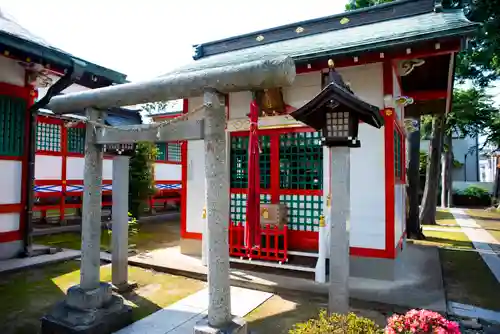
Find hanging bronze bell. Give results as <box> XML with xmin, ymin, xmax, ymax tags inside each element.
<box><xmin>257</xmin><ymin>88</ymin><xmax>286</xmax><ymax>116</ymax></box>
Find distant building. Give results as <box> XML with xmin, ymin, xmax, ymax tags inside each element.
<box><xmin>421</xmin><ymin>134</ymin><xmax>479</xmax><ymax>182</ymax></box>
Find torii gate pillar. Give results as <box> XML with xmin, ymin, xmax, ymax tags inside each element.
<box><xmin>38</xmin><ymin>56</ymin><xmax>296</xmax><ymax>334</ymax></box>
<box><xmin>193</xmin><ymin>90</ymin><xmax>247</xmax><ymax>333</ymax></box>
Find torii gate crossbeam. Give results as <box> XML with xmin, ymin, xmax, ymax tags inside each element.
<box><xmin>41</xmin><ymin>56</ymin><xmax>296</xmax><ymax>334</ymax></box>
<box><xmin>46</xmin><ymin>56</ymin><xmax>295</xmax><ymax>114</ymax></box>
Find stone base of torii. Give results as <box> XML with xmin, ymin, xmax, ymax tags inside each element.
<box><xmin>39</xmin><ymin>57</ymin><xmax>296</xmax><ymax>334</ymax></box>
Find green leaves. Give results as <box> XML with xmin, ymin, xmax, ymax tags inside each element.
<box><xmin>454</xmin><ymin>0</ymin><xmax>500</xmax><ymax>87</ymax></box>
<box><xmin>345</xmin><ymin>0</ymin><xmax>394</xmax><ymax>11</ymax></box>
<box><xmin>129</xmin><ymin>142</ymin><xmax>158</xmax><ymax>218</ymax></box>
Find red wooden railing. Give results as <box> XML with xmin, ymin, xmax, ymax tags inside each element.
<box><xmin>229</xmin><ymin>222</ymin><xmax>288</xmax><ymax>263</ymax></box>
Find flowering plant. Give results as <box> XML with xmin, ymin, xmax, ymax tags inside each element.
<box><xmin>385</xmin><ymin>309</ymin><xmax>460</xmax><ymax>334</ymax></box>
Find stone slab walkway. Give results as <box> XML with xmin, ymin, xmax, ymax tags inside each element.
<box><xmin>0</xmin><ymin>248</ymin><xmax>80</xmax><ymax>274</ymax></box>
<box><xmin>450</xmin><ymin>208</ymin><xmax>500</xmax><ymax>283</ymax></box>
<box><xmin>449</xmin><ymin>302</ymin><xmax>500</xmax><ymax>324</ymax></box>
<box><xmin>114</xmin><ymin>286</ymin><xmax>273</xmax><ymax>334</ymax></box>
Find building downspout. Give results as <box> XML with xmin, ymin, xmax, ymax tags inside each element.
<box><xmin>23</xmin><ymin>60</ymin><xmax>86</xmax><ymax>256</ymax></box>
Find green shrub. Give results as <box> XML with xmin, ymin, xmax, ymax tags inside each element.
<box><xmin>289</xmin><ymin>310</ymin><xmax>383</xmax><ymax>334</ymax></box>
<box><xmin>459</xmin><ymin>185</ymin><xmax>490</xmax><ymax>198</ymax></box>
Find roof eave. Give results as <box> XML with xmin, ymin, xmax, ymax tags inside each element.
<box><xmin>292</xmin><ymin>25</ymin><xmax>478</xmax><ymax>65</ymax></box>
<box><xmin>0</xmin><ymin>32</ymin><xmax>127</xmax><ymax>84</ymax></box>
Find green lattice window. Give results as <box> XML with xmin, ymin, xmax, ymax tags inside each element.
<box><xmin>279</xmin><ymin>194</ymin><xmax>322</xmax><ymax>231</ymax></box>
<box><xmin>36</xmin><ymin>122</ymin><xmax>61</xmax><ymax>152</ymax></box>
<box><xmin>230</xmin><ymin>135</ymin><xmax>270</xmax><ymax>189</ymax></box>
<box><xmin>230</xmin><ymin>136</ymin><xmax>248</xmax><ymax>189</ymax></box>
<box><xmin>279</xmin><ymin>132</ymin><xmax>323</xmax><ymax>190</ymax></box>
<box><xmin>230</xmin><ymin>193</ymin><xmax>271</xmax><ymax>224</ymax></box>
<box><xmin>259</xmin><ymin>136</ymin><xmax>271</xmax><ymax>189</ymax></box>
<box><xmin>0</xmin><ymin>96</ymin><xmax>26</xmax><ymax>157</ymax></box>
<box><xmin>67</xmin><ymin>127</ymin><xmax>85</xmax><ymax>154</ymax></box>
<box><xmin>394</xmin><ymin>130</ymin><xmax>402</xmax><ymax>180</ymax></box>
<box><xmin>156</xmin><ymin>142</ymin><xmax>182</xmax><ymax>162</ymax></box>
<box><xmin>156</xmin><ymin>143</ymin><xmax>167</xmax><ymax>160</ymax></box>
<box><xmin>167</xmin><ymin>143</ymin><xmax>181</xmax><ymax>162</ymax></box>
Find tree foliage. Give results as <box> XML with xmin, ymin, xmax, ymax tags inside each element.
<box><xmin>420</xmin><ymin>88</ymin><xmax>498</xmax><ymax>142</ymax></box>
<box><xmin>346</xmin><ymin>0</ymin><xmax>500</xmax><ymax>87</ymax></box>
<box><xmin>141</xmin><ymin>100</ymin><xmax>177</xmax><ymax>117</ymax></box>
<box><xmin>345</xmin><ymin>0</ymin><xmax>393</xmax><ymax>10</ymax></box>
<box><xmin>129</xmin><ymin>142</ymin><xmax>158</xmax><ymax>218</ymax></box>
<box><xmin>451</xmin><ymin>0</ymin><xmax>500</xmax><ymax>87</ymax></box>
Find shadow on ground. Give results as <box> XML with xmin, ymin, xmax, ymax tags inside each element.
<box><xmin>34</xmin><ymin>216</ymin><xmax>181</xmax><ymax>254</ymax></box>
<box><xmin>0</xmin><ymin>259</ymin><xmax>205</xmax><ymax>334</ymax></box>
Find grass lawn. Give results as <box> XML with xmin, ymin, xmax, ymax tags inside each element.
<box><xmin>34</xmin><ymin>220</ymin><xmax>181</xmax><ymax>253</ymax></box>
<box><xmin>245</xmin><ymin>293</ymin><xmax>388</xmax><ymax>334</ymax></box>
<box><xmin>0</xmin><ymin>260</ymin><xmax>205</xmax><ymax>334</ymax></box>
<box><xmin>466</xmin><ymin>209</ymin><xmax>500</xmax><ymax>247</ymax></box>
<box><xmin>411</xmin><ymin>209</ymin><xmax>500</xmax><ymax>311</ymax></box>
<box><xmin>432</xmin><ymin>210</ymin><xmax>459</xmax><ymax>227</ymax></box>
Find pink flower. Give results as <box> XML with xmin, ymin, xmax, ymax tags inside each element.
<box><xmin>384</xmin><ymin>309</ymin><xmax>461</xmax><ymax>334</ymax></box>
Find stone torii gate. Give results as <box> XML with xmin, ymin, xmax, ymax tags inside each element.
<box><xmin>41</xmin><ymin>57</ymin><xmax>296</xmax><ymax>334</ymax></box>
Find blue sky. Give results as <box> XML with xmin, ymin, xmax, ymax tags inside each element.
<box><xmin>2</xmin><ymin>0</ymin><xmax>346</xmax><ymax>81</ymax></box>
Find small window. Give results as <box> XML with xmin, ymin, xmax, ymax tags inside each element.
<box><xmin>394</xmin><ymin>129</ymin><xmax>403</xmax><ymax>181</ymax></box>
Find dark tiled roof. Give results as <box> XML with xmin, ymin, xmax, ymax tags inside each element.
<box><xmin>0</xmin><ymin>9</ymin><xmax>127</xmax><ymax>85</ymax></box>
<box><xmin>38</xmin><ymin>107</ymin><xmax>143</xmax><ymax>125</ymax></box>
<box><xmin>164</xmin><ymin>1</ymin><xmax>477</xmax><ymax>76</ymax></box>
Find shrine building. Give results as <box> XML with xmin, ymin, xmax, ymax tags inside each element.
<box><xmin>174</xmin><ymin>0</ymin><xmax>477</xmax><ymax>280</ymax></box>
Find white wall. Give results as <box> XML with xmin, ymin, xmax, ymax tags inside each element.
<box><xmin>394</xmin><ymin>184</ymin><xmax>405</xmax><ymax>246</ymax></box>
<box><xmin>338</xmin><ymin>63</ymin><xmax>384</xmax><ymax>109</ymax></box>
<box><xmin>35</xmin><ymin>155</ymin><xmax>62</xmax><ymax>179</ymax></box>
<box><xmin>350</xmin><ymin>124</ymin><xmax>386</xmax><ymax>249</ymax></box>
<box><xmin>0</xmin><ymin>56</ymin><xmax>25</xmax><ymax>87</ymax></box>
<box><xmin>339</xmin><ymin>64</ymin><xmax>386</xmax><ymax>249</ymax></box>
<box><xmin>154</xmin><ymin>163</ymin><xmax>182</xmax><ymax>181</ymax></box>
<box><xmin>0</xmin><ymin>160</ymin><xmax>22</xmax><ymax>233</ymax></box>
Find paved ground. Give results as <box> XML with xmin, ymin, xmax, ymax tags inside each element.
<box><xmin>450</xmin><ymin>208</ymin><xmax>500</xmax><ymax>283</ymax></box>
<box><xmin>113</xmin><ymin>243</ymin><xmax>446</xmax><ymax>312</ymax></box>
<box><xmin>115</xmin><ymin>286</ymin><xmax>273</xmax><ymax>334</ymax></box>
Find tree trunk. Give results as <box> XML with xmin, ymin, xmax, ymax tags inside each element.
<box><xmin>406</xmin><ymin>118</ymin><xmax>422</xmax><ymax>239</ymax></box>
<box><xmin>447</xmin><ymin>138</ymin><xmax>453</xmax><ymax>207</ymax></box>
<box><xmin>494</xmin><ymin>155</ymin><xmax>500</xmax><ymax>208</ymax></box>
<box><xmin>441</xmin><ymin>133</ymin><xmax>452</xmax><ymax>208</ymax></box>
<box><xmin>420</xmin><ymin>114</ymin><xmax>445</xmax><ymax>225</ymax></box>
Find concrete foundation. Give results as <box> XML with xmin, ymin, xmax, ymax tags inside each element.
<box><xmin>41</xmin><ymin>283</ymin><xmax>132</xmax><ymax>334</ymax></box>
<box><xmin>180</xmin><ymin>238</ymin><xmax>203</xmax><ymax>256</ymax></box>
<box><xmin>180</xmin><ymin>237</ymin><xmax>405</xmax><ymax>281</ymax></box>
<box><xmin>0</xmin><ymin>240</ymin><xmax>23</xmax><ymax>260</ymax></box>
<box><xmin>350</xmin><ymin>242</ymin><xmax>405</xmax><ymax>281</ymax></box>
<box><xmin>193</xmin><ymin>316</ymin><xmax>248</xmax><ymax>334</ymax></box>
